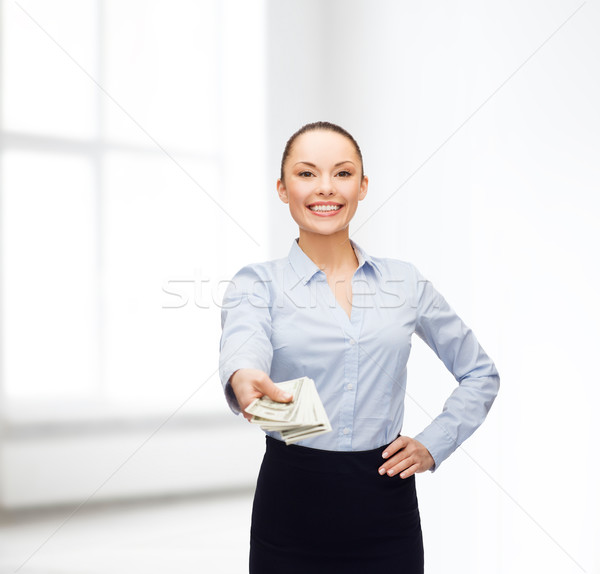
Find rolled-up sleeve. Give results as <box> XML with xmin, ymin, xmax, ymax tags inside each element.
<box><xmin>219</xmin><ymin>265</ymin><xmax>274</xmax><ymax>415</ymax></box>
<box><xmin>410</xmin><ymin>264</ymin><xmax>500</xmax><ymax>473</ymax></box>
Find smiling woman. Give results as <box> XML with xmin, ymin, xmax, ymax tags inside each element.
<box><xmin>218</xmin><ymin>121</ymin><xmax>500</xmax><ymax>573</ymax></box>
<box><xmin>276</xmin><ymin>122</ymin><xmax>368</xmax><ymax>245</ymax></box>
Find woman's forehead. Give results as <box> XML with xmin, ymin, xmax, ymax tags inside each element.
<box><xmin>290</xmin><ymin>130</ymin><xmax>359</xmax><ymax>160</ymax></box>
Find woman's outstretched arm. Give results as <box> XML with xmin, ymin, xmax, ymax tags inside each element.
<box><xmin>219</xmin><ymin>264</ymin><xmax>291</xmax><ymax>416</ymax></box>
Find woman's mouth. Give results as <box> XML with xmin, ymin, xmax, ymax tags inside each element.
<box><xmin>306</xmin><ymin>204</ymin><xmax>344</xmax><ymax>217</ymax></box>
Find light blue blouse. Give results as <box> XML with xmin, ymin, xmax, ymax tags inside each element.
<box><xmin>219</xmin><ymin>237</ymin><xmax>500</xmax><ymax>472</ymax></box>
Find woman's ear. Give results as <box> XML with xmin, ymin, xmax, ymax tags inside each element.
<box><xmin>359</xmin><ymin>175</ymin><xmax>369</xmax><ymax>201</ymax></box>
<box><xmin>277</xmin><ymin>178</ymin><xmax>289</xmax><ymax>204</ymax></box>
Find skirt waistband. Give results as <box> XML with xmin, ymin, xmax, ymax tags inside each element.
<box><xmin>264</xmin><ymin>435</ymin><xmax>399</xmax><ymax>477</ymax></box>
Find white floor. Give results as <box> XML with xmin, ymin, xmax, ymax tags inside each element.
<box><xmin>0</xmin><ymin>489</ymin><xmax>254</xmax><ymax>574</ymax></box>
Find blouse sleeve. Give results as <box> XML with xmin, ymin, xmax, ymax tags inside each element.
<box><xmin>219</xmin><ymin>265</ymin><xmax>274</xmax><ymax>415</ymax></box>
<box><xmin>410</xmin><ymin>264</ymin><xmax>500</xmax><ymax>473</ymax></box>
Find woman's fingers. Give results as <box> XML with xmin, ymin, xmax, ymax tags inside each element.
<box><xmin>378</xmin><ymin>453</ymin><xmax>413</xmax><ymax>476</ymax></box>
<box><xmin>230</xmin><ymin>368</ymin><xmax>294</xmax><ymax>422</ymax></box>
<box><xmin>381</xmin><ymin>435</ymin><xmax>406</xmax><ymax>459</ymax></box>
<box><xmin>390</xmin><ymin>463</ymin><xmax>420</xmax><ymax>479</ymax></box>
<box><xmin>378</xmin><ymin>437</ymin><xmax>434</xmax><ymax>478</ymax></box>
<box><xmin>257</xmin><ymin>378</ymin><xmax>293</xmax><ymax>404</ymax></box>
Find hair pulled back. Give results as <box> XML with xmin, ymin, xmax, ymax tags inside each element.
<box><xmin>280</xmin><ymin>121</ymin><xmax>364</xmax><ymax>181</ymax></box>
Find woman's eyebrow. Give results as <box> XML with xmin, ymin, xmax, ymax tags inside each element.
<box><xmin>293</xmin><ymin>160</ymin><xmax>356</xmax><ymax>168</ymax></box>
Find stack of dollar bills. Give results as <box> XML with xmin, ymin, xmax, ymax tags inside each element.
<box><xmin>245</xmin><ymin>376</ymin><xmax>332</xmax><ymax>445</ymax></box>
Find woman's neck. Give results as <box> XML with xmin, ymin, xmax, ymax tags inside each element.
<box><xmin>297</xmin><ymin>230</ymin><xmax>358</xmax><ymax>276</ymax></box>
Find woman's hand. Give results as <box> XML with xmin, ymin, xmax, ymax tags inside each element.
<box><xmin>378</xmin><ymin>436</ymin><xmax>434</xmax><ymax>479</ymax></box>
<box><xmin>229</xmin><ymin>368</ymin><xmax>293</xmax><ymax>421</ymax></box>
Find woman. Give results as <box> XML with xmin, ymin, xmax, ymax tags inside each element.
<box><xmin>219</xmin><ymin>121</ymin><xmax>500</xmax><ymax>573</ymax></box>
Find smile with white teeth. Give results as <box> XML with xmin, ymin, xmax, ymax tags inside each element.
<box><xmin>308</xmin><ymin>205</ymin><xmax>342</xmax><ymax>212</ymax></box>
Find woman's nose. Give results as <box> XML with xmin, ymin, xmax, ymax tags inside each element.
<box><xmin>318</xmin><ymin>176</ymin><xmax>334</xmax><ymax>194</ymax></box>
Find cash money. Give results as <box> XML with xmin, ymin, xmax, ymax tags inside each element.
<box><xmin>245</xmin><ymin>376</ymin><xmax>332</xmax><ymax>445</ymax></box>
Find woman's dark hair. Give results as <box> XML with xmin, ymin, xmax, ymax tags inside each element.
<box><xmin>280</xmin><ymin>121</ymin><xmax>364</xmax><ymax>181</ymax></box>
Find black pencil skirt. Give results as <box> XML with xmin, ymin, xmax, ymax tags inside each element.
<box><xmin>249</xmin><ymin>435</ymin><xmax>424</xmax><ymax>573</ymax></box>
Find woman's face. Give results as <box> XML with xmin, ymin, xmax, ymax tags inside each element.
<box><xmin>277</xmin><ymin>130</ymin><xmax>368</xmax><ymax>237</ymax></box>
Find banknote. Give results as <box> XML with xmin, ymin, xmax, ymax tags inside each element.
<box><xmin>246</xmin><ymin>376</ymin><xmax>332</xmax><ymax>444</ymax></box>
<box><xmin>245</xmin><ymin>378</ymin><xmax>304</xmax><ymax>422</ymax></box>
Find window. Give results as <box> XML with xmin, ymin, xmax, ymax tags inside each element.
<box><xmin>1</xmin><ymin>0</ymin><xmax>267</xmax><ymax>419</ymax></box>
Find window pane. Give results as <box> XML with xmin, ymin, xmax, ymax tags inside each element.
<box><xmin>103</xmin><ymin>0</ymin><xmax>219</xmax><ymax>153</ymax></box>
<box><xmin>1</xmin><ymin>0</ymin><xmax>97</xmax><ymax>139</ymax></box>
<box><xmin>1</xmin><ymin>150</ymin><xmax>98</xmax><ymax>399</ymax></box>
<box><xmin>103</xmin><ymin>151</ymin><xmax>222</xmax><ymax>411</ymax></box>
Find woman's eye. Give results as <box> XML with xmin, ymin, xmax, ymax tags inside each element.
<box><xmin>337</xmin><ymin>171</ymin><xmax>351</xmax><ymax>177</ymax></box>
<box><xmin>298</xmin><ymin>171</ymin><xmax>313</xmax><ymax>177</ymax></box>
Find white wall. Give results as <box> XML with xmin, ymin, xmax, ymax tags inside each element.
<box><xmin>265</xmin><ymin>2</ymin><xmax>600</xmax><ymax>573</ymax></box>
